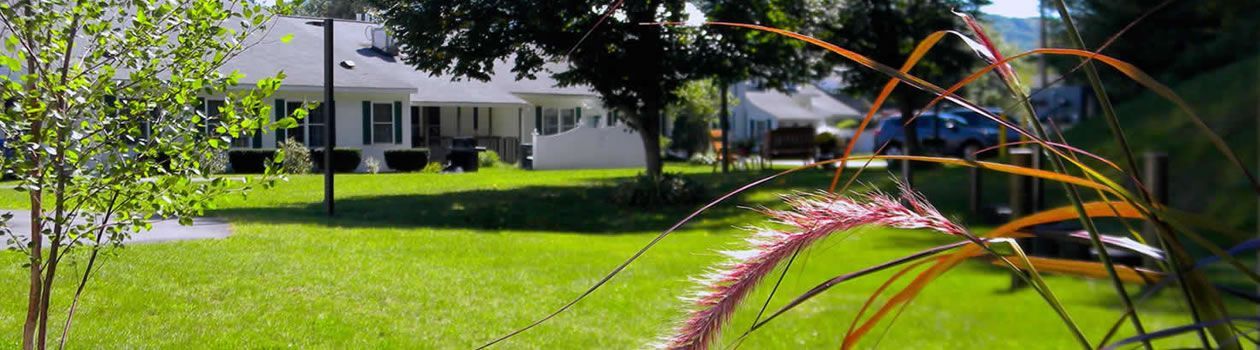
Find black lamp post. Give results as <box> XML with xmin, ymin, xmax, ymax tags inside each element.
<box><xmin>323</xmin><ymin>18</ymin><xmax>336</xmax><ymax>216</ymax></box>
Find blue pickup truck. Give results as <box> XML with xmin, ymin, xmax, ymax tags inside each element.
<box><xmin>872</xmin><ymin>109</ymin><xmax>1019</xmax><ymax>160</ymax></box>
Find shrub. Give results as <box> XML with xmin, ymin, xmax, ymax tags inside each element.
<box><xmin>364</xmin><ymin>156</ymin><xmax>382</xmax><ymax>174</ymax></box>
<box><xmin>278</xmin><ymin>138</ymin><xmax>312</xmax><ymax>174</ymax></box>
<box><xmin>384</xmin><ymin>149</ymin><xmax>430</xmax><ymax>172</ymax></box>
<box><xmin>227</xmin><ymin>149</ymin><xmax>273</xmax><ymax>174</ymax></box>
<box><xmin>478</xmin><ymin>150</ymin><xmax>502</xmax><ymax>168</ymax></box>
<box><xmin>421</xmin><ymin>162</ymin><xmax>443</xmax><ymax>174</ymax></box>
<box><xmin>202</xmin><ymin>151</ymin><xmax>229</xmax><ymax>174</ymax></box>
<box><xmin>310</xmin><ymin>148</ymin><xmax>362</xmax><ymax>173</ymax></box>
<box><xmin>612</xmin><ymin>172</ymin><xmax>707</xmax><ymax>207</ymax></box>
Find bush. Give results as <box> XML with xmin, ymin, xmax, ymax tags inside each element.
<box><xmin>364</xmin><ymin>156</ymin><xmax>381</xmax><ymax>174</ymax></box>
<box><xmin>310</xmin><ymin>148</ymin><xmax>362</xmax><ymax>173</ymax></box>
<box><xmin>278</xmin><ymin>138</ymin><xmax>312</xmax><ymax>174</ymax></box>
<box><xmin>384</xmin><ymin>149</ymin><xmax>430</xmax><ymax>172</ymax></box>
<box><xmin>227</xmin><ymin>149</ymin><xmax>273</xmax><ymax>174</ymax></box>
<box><xmin>478</xmin><ymin>150</ymin><xmax>502</xmax><ymax>168</ymax></box>
<box><xmin>421</xmin><ymin>162</ymin><xmax>443</xmax><ymax>174</ymax></box>
<box><xmin>612</xmin><ymin>172</ymin><xmax>707</xmax><ymax>207</ymax></box>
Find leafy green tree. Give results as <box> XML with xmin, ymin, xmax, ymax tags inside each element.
<box><xmin>819</xmin><ymin>0</ymin><xmax>988</xmax><ymax>184</ymax></box>
<box><xmin>1050</xmin><ymin>0</ymin><xmax>1260</xmax><ymax>99</ymax></box>
<box><xmin>0</xmin><ymin>1</ymin><xmax>301</xmax><ymax>348</ymax></box>
<box><xmin>374</xmin><ymin>0</ymin><xmax>828</xmax><ymax>177</ymax></box>
<box><xmin>294</xmin><ymin>0</ymin><xmax>376</xmax><ymax>19</ymax></box>
<box><xmin>666</xmin><ymin>79</ymin><xmax>736</xmax><ymax>157</ymax></box>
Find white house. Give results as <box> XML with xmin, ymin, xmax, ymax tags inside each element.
<box><xmin>211</xmin><ymin>16</ymin><xmax>637</xmax><ymax>171</ymax></box>
<box><xmin>729</xmin><ymin>81</ymin><xmax>873</xmax><ymax>153</ymax></box>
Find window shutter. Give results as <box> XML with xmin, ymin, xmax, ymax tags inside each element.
<box><xmin>575</xmin><ymin>107</ymin><xmax>581</xmax><ymax>123</ymax></box>
<box><xmin>362</xmin><ymin>101</ymin><xmax>372</xmax><ymax>144</ymax></box>
<box><xmin>252</xmin><ymin>129</ymin><xmax>262</xmax><ymax>148</ymax></box>
<box><xmin>273</xmin><ymin>99</ymin><xmax>286</xmax><ymax>145</ymax></box>
<box><xmin>534</xmin><ymin>106</ymin><xmax>542</xmax><ymax>134</ymax></box>
<box><xmin>393</xmin><ymin>101</ymin><xmax>403</xmax><ymax>144</ymax></box>
<box><xmin>196</xmin><ymin>97</ymin><xmax>206</xmax><ymax>133</ymax></box>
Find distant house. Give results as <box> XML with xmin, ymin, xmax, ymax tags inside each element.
<box><xmin>209</xmin><ymin>16</ymin><xmax>640</xmax><ymax>171</ymax></box>
<box><xmin>729</xmin><ymin>81</ymin><xmax>872</xmax><ymax>152</ymax></box>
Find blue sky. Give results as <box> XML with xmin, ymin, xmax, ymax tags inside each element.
<box><xmin>982</xmin><ymin>0</ymin><xmax>1041</xmax><ymax>18</ymax></box>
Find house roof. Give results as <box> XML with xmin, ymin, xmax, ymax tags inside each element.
<box><xmin>745</xmin><ymin>84</ymin><xmax>862</xmax><ymax>122</ymax></box>
<box><xmin>223</xmin><ymin>16</ymin><xmax>592</xmax><ymax>105</ymax></box>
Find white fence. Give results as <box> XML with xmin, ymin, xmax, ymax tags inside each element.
<box><xmin>532</xmin><ymin>124</ymin><xmax>645</xmax><ymax>170</ymax></box>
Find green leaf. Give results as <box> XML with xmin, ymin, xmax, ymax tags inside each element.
<box><xmin>280</xmin><ymin>33</ymin><xmax>293</xmax><ymax>44</ymax></box>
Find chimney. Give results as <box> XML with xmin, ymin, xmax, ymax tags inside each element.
<box><xmin>370</xmin><ymin>27</ymin><xmax>399</xmax><ymax>56</ymax></box>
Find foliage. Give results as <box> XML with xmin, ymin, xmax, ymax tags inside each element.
<box><xmin>478</xmin><ymin>150</ymin><xmax>502</xmax><ymax>168</ymax></box>
<box><xmin>294</xmin><ymin>0</ymin><xmax>376</xmax><ymax>20</ymax></box>
<box><xmin>310</xmin><ymin>148</ymin><xmax>362</xmax><ymax>173</ymax></box>
<box><xmin>363</xmin><ymin>156</ymin><xmax>381</xmax><ymax>174</ymax></box>
<box><xmin>666</xmin><ymin>79</ymin><xmax>731</xmax><ymax>157</ymax></box>
<box><xmin>421</xmin><ymin>161</ymin><xmax>443</xmax><ymax>174</ymax></box>
<box><xmin>813</xmin><ymin>132</ymin><xmax>838</xmax><ymax>149</ymax></box>
<box><xmin>278</xmin><ymin>138</ymin><xmax>313</xmax><ymax>174</ymax></box>
<box><xmin>0</xmin><ymin>0</ymin><xmax>300</xmax><ymax>348</ymax></box>
<box><xmin>375</xmin><ymin>0</ymin><xmax>829</xmax><ymax>177</ymax></box>
<box><xmin>1049</xmin><ymin>0</ymin><xmax>1260</xmax><ymax>99</ymax></box>
<box><xmin>835</xmin><ymin>119</ymin><xmax>859</xmax><ymax>129</ymax></box>
<box><xmin>611</xmin><ymin>172</ymin><xmax>707</xmax><ymax>207</ymax></box>
<box><xmin>383</xmin><ymin>149</ymin><xmax>430</xmax><ymax>172</ymax></box>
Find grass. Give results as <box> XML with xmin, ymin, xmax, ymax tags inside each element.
<box><xmin>0</xmin><ymin>163</ymin><xmax>1212</xmax><ymax>349</ymax></box>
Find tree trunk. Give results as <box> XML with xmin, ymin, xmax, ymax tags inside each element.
<box><xmin>639</xmin><ymin>109</ymin><xmax>664</xmax><ymax>178</ymax></box>
<box><xmin>897</xmin><ymin>103</ymin><xmax>918</xmax><ymax>186</ymax></box>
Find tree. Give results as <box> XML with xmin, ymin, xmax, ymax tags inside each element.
<box><xmin>665</xmin><ymin>79</ymin><xmax>736</xmax><ymax>157</ymax></box>
<box><xmin>819</xmin><ymin>0</ymin><xmax>988</xmax><ymax>184</ymax></box>
<box><xmin>0</xmin><ymin>1</ymin><xmax>300</xmax><ymax>348</ymax></box>
<box><xmin>1050</xmin><ymin>0</ymin><xmax>1260</xmax><ymax>99</ymax></box>
<box><xmin>694</xmin><ymin>0</ymin><xmax>835</xmax><ymax>172</ymax></box>
<box><xmin>374</xmin><ymin>0</ymin><xmax>828</xmax><ymax>178</ymax></box>
<box><xmin>294</xmin><ymin>0</ymin><xmax>376</xmax><ymax>19</ymax></box>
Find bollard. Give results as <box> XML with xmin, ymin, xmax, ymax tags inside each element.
<box><xmin>969</xmin><ymin>166</ymin><xmax>982</xmax><ymax>218</ymax></box>
<box><xmin>1142</xmin><ymin>152</ymin><xmax>1169</xmax><ymax>268</ymax></box>
<box><xmin>1008</xmin><ymin>148</ymin><xmax>1035</xmax><ymax>290</ymax></box>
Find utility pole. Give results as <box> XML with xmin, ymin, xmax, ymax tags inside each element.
<box><xmin>323</xmin><ymin>18</ymin><xmax>336</xmax><ymax>216</ymax></box>
<box><xmin>719</xmin><ymin>81</ymin><xmax>730</xmax><ymax>173</ymax></box>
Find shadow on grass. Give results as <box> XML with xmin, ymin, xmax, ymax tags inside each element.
<box><xmin>211</xmin><ymin>168</ymin><xmax>860</xmax><ymax>234</ymax></box>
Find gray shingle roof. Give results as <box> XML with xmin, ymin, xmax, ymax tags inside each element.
<box><xmin>745</xmin><ymin>84</ymin><xmax>862</xmax><ymax>122</ymax></box>
<box><xmin>223</xmin><ymin>16</ymin><xmax>592</xmax><ymax>105</ymax></box>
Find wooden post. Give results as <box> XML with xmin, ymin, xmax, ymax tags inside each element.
<box><xmin>969</xmin><ymin>166</ymin><xmax>982</xmax><ymax>218</ymax></box>
<box><xmin>1008</xmin><ymin>148</ymin><xmax>1035</xmax><ymax>289</ymax></box>
<box><xmin>1142</xmin><ymin>152</ymin><xmax>1168</xmax><ymax>268</ymax></box>
<box><xmin>719</xmin><ymin>81</ymin><xmax>730</xmax><ymax>173</ymax></box>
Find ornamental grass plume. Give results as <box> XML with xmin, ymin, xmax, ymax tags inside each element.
<box><xmin>664</xmin><ymin>187</ymin><xmax>965</xmax><ymax>350</ymax></box>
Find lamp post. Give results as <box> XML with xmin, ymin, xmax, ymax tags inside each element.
<box><xmin>322</xmin><ymin>18</ymin><xmax>336</xmax><ymax>216</ymax></box>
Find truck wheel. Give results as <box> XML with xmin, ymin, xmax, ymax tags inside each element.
<box><xmin>961</xmin><ymin>142</ymin><xmax>981</xmax><ymax>161</ymax></box>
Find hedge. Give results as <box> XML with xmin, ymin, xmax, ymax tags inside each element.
<box><xmin>311</xmin><ymin>148</ymin><xmax>362</xmax><ymax>173</ymax></box>
<box><xmin>227</xmin><ymin>149</ymin><xmax>273</xmax><ymax>174</ymax></box>
<box><xmin>383</xmin><ymin>149</ymin><xmax>430</xmax><ymax>172</ymax></box>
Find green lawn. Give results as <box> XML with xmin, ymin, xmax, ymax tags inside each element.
<box><xmin>0</xmin><ymin>165</ymin><xmax>1211</xmax><ymax>349</ymax></box>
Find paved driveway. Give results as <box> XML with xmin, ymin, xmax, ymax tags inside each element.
<box><xmin>3</xmin><ymin>210</ymin><xmax>230</xmax><ymax>248</ymax></box>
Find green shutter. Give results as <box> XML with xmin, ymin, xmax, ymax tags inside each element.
<box><xmin>393</xmin><ymin>101</ymin><xmax>402</xmax><ymax>144</ymax></box>
<box><xmin>534</xmin><ymin>106</ymin><xmax>542</xmax><ymax>134</ymax></box>
<box><xmin>274</xmin><ymin>99</ymin><xmax>286</xmax><ymax>145</ymax></box>
<box><xmin>362</xmin><ymin>101</ymin><xmax>372</xmax><ymax>144</ymax></box>
<box><xmin>575</xmin><ymin>107</ymin><xmax>581</xmax><ymax>122</ymax></box>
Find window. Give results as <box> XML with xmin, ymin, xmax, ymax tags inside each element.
<box><xmin>542</xmin><ymin>107</ymin><xmax>559</xmax><ymax>135</ymax></box>
<box><xmin>371</xmin><ymin>102</ymin><xmax>394</xmax><ymax>144</ymax></box>
<box><xmin>541</xmin><ymin>107</ymin><xmax>581</xmax><ymax>135</ymax></box>
<box><xmin>284</xmin><ymin>102</ymin><xmax>326</xmax><ymax>147</ymax></box>
<box><xmin>203</xmin><ymin>99</ymin><xmax>255</xmax><ymax>148</ymax></box>
<box><xmin>560</xmin><ymin>108</ymin><xmax>576</xmax><ymax>131</ymax></box>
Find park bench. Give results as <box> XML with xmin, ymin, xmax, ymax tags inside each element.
<box><xmin>760</xmin><ymin>127</ymin><xmax>815</xmax><ymax>169</ymax></box>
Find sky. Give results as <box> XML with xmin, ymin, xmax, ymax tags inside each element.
<box><xmin>982</xmin><ymin>0</ymin><xmax>1041</xmax><ymax>18</ymax></box>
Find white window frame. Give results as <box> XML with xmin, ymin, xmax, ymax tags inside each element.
<box><xmin>283</xmin><ymin>101</ymin><xmax>327</xmax><ymax>147</ymax></box>
<box><xmin>370</xmin><ymin>102</ymin><xmax>394</xmax><ymax>144</ymax></box>
<box><xmin>542</xmin><ymin>107</ymin><xmax>581</xmax><ymax>135</ymax></box>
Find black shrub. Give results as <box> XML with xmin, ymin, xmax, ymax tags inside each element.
<box><xmin>612</xmin><ymin>172</ymin><xmax>707</xmax><ymax>207</ymax></box>
<box><xmin>227</xmin><ymin>149</ymin><xmax>274</xmax><ymax>174</ymax></box>
<box><xmin>311</xmin><ymin>148</ymin><xmax>362</xmax><ymax>173</ymax></box>
<box><xmin>384</xmin><ymin>149</ymin><xmax>430</xmax><ymax>172</ymax></box>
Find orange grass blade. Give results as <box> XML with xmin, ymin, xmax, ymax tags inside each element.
<box><xmin>853</xmin><ymin>155</ymin><xmax>1113</xmax><ymax>192</ymax></box>
<box><xmin>992</xmin><ymin>256</ymin><xmax>1163</xmax><ymax>285</ymax></box>
<box><xmin>842</xmin><ymin>202</ymin><xmax>1144</xmax><ymax>349</ymax></box>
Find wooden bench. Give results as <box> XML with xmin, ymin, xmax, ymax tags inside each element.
<box><xmin>760</xmin><ymin>127</ymin><xmax>815</xmax><ymax>169</ymax></box>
